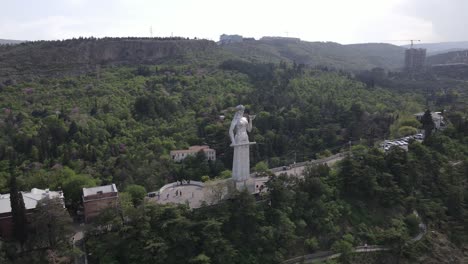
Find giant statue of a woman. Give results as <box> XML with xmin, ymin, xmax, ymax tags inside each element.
<box><xmin>229</xmin><ymin>105</ymin><xmax>255</xmax><ymax>182</ymax></box>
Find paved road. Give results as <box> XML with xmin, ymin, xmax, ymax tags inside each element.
<box><xmin>252</xmin><ymin>154</ymin><xmax>346</xmax><ymax>194</ymax></box>
<box><xmin>73</xmin><ymin>223</ymin><xmax>87</xmax><ymax>264</ymax></box>
<box><xmin>273</xmin><ymin>154</ymin><xmax>345</xmax><ymax>177</ymax></box>
<box><xmin>283</xmin><ymin>246</ymin><xmax>390</xmax><ymax>264</ymax></box>
<box><xmin>282</xmin><ymin>212</ymin><xmax>427</xmax><ymax>264</ymax></box>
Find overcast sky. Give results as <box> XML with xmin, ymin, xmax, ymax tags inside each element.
<box><xmin>1</xmin><ymin>0</ymin><xmax>467</xmax><ymax>44</ymax></box>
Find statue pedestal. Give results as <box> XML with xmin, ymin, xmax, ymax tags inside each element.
<box><xmin>231</xmin><ymin>142</ymin><xmax>256</xmax><ymax>186</ymax></box>
<box><xmin>234</xmin><ymin>178</ymin><xmax>256</xmax><ymax>193</ymax></box>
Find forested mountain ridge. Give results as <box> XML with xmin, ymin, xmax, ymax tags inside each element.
<box><xmin>222</xmin><ymin>38</ymin><xmax>405</xmax><ymax>70</ymax></box>
<box><xmin>0</xmin><ymin>37</ymin><xmax>407</xmax><ymax>83</ymax></box>
<box><xmin>0</xmin><ymin>38</ymin><xmax>218</xmax><ymax>81</ymax></box>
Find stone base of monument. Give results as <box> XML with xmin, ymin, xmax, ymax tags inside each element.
<box><xmin>202</xmin><ymin>178</ymin><xmax>256</xmax><ymax>205</ymax></box>
<box><xmin>234</xmin><ymin>178</ymin><xmax>256</xmax><ymax>193</ymax></box>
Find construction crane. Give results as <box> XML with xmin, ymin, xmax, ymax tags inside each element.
<box><xmin>406</xmin><ymin>39</ymin><xmax>421</xmax><ymax>48</ymax></box>
<box><xmin>385</xmin><ymin>39</ymin><xmax>421</xmax><ymax>48</ymax></box>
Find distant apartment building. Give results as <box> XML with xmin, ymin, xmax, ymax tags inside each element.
<box><xmin>170</xmin><ymin>145</ymin><xmax>216</xmax><ymax>162</ymax></box>
<box><xmin>405</xmin><ymin>48</ymin><xmax>426</xmax><ymax>70</ymax></box>
<box><xmin>0</xmin><ymin>188</ymin><xmax>64</xmax><ymax>238</ymax></box>
<box><xmin>82</xmin><ymin>184</ymin><xmax>119</xmax><ymax>223</ymax></box>
<box><xmin>219</xmin><ymin>34</ymin><xmax>243</xmax><ymax>44</ymax></box>
<box><xmin>414</xmin><ymin>111</ymin><xmax>446</xmax><ymax>130</ymax></box>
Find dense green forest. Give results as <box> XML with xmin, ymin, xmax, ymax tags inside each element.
<box><xmin>0</xmin><ymin>61</ymin><xmax>426</xmax><ymax>194</ymax></box>
<box><xmin>83</xmin><ymin>135</ymin><xmax>467</xmax><ymax>264</ymax></box>
<box><xmin>0</xmin><ymin>37</ymin><xmax>407</xmax><ymax>80</ymax></box>
<box><xmin>0</xmin><ymin>51</ymin><xmax>467</xmax><ymax>263</ymax></box>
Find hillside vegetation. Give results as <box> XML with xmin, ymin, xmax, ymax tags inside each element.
<box><xmin>222</xmin><ymin>38</ymin><xmax>405</xmax><ymax>70</ymax></box>
<box><xmin>426</xmin><ymin>49</ymin><xmax>468</xmax><ymax>65</ymax></box>
<box><xmin>0</xmin><ymin>37</ymin><xmax>407</xmax><ymax>83</ymax></box>
<box><xmin>0</xmin><ymin>38</ymin><xmax>218</xmax><ymax>81</ymax></box>
<box><xmin>0</xmin><ymin>61</ymin><xmax>426</xmax><ymax>194</ymax></box>
<box><xmin>0</xmin><ymin>39</ymin><xmax>467</xmax><ymax>263</ymax></box>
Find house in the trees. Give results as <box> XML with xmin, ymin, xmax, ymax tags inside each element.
<box><xmin>82</xmin><ymin>184</ymin><xmax>119</xmax><ymax>223</ymax></box>
<box><xmin>170</xmin><ymin>145</ymin><xmax>216</xmax><ymax>162</ymax></box>
<box><xmin>0</xmin><ymin>188</ymin><xmax>64</xmax><ymax>238</ymax></box>
<box><xmin>414</xmin><ymin>111</ymin><xmax>446</xmax><ymax>130</ymax></box>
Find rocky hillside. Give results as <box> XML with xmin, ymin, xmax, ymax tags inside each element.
<box><xmin>0</xmin><ymin>38</ymin><xmax>218</xmax><ymax>81</ymax></box>
<box><xmin>0</xmin><ymin>37</ymin><xmax>410</xmax><ymax>82</ymax></box>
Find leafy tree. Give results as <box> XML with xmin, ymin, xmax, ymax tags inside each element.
<box><xmin>62</xmin><ymin>172</ymin><xmax>97</xmax><ymax>209</ymax></box>
<box><xmin>398</xmin><ymin>126</ymin><xmax>418</xmax><ymax>137</ymax></box>
<box><xmin>404</xmin><ymin>214</ymin><xmax>420</xmax><ymax>237</ymax></box>
<box><xmin>304</xmin><ymin>237</ymin><xmax>319</xmax><ymax>252</ymax></box>
<box><xmin>189</xmin><ymin>254</ymin><xmax>211</xmax><ymax>264</ymax></box>
<box><xmin>254</xmin><ymin>161</ymin><xmax>269</xmax><ymax>174</ymax></box>
<box><xmin>125</xmin><ymin>184</ymin><xmax>147</xmax><ymax>207</ymax></box>
<box><xmin>219</xmin><ymin>170</ymin><xmax>232</xmax><ymax>179</ymax></box>
<box><xmin>134</xmin><ymin>96</ymin><xmax>155</xmax><ymax>118</ymax></box>
<box><xmin>331</xmin><ymin>234</ymin><xmax>354</xmax><ymax>263</ymax></box>
<box><xmin>29</xmin><ymin>197</ymin><xmax>73</xmax><ymax>250</ymax></box>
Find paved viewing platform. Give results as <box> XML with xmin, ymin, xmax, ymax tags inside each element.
<box><xmin>148</xmin><ymin>181</ymin><xmax>206</xmax><ymax>208</ymax></box>
<box><xmin>148</xmin><ymin>153</ymin><xmax>346</xmax><ymax>209</ymax></box>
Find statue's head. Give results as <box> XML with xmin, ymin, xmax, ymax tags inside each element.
<box><xmin>235</xmin><ymin>105</ymin><xmax>245</xmax><ymax>112</ymax></box>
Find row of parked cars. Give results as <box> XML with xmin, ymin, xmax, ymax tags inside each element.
<box><xmin>382</xmin><ymin>133</ymin><xmax>424</xmax><ymax>151</ymax></box>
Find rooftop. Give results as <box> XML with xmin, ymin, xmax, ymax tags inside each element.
<box><xmin>170</xmin><ymin>145</ymin><xmax>214</xmax><ymax>154</ymax></box>
<box><xmin>83</xmin><ymin>184</ymin><xmax>118</xmax><ymax>197</ymax></box>
<box><xmin>414</xmin><ymin>111</ymin><xmax>442</xmax><ymax>117</ymax></box>
<box><xmin>0</xmin><ymin>188</ymin><xmax>64</xmax><ymax>214</ymax></box>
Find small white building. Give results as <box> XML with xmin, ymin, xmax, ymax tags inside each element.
<box><xmin>0</xmin><ymin>188</ymin><xmax>64</xmax><ymax>238</ymax></box>
<box><xmin>414</xmin><ymin>111</ymin><xmax>445</xmax><ymax>130</ymax></box>
<box><xmin>0</xmin><ymin>188</ymin><xmax>64</xmax><ymax>214</ymax></box>
<box><xmin>170</xmin><ymin>145</ymin><xmax>216</xmax><ymax>162</ymax></box>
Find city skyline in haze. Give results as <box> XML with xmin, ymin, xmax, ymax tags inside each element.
<box><xmin>2</xmin><ymin>0</ymin><xmax>468</xmax><ymax>45</ymax></box>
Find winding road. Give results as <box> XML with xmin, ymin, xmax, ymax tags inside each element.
<box><xmin>282</xmin><ymin>216</ymin><xmax>427</xmax><ymax>264</ymax></box>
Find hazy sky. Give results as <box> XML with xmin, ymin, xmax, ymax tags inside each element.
<box><xmin>1</xmin><ymin>0</ymin><xmax>467</xmax><ymax>44</ymax></box>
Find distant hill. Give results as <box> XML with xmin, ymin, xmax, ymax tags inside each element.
<box><xmin>0</xmin><ymin>37</ymin><xmax>408</xmax><ymax>81</ymax></box>
<box><xmin>426</xmin><ymin>49</ymin><xmax>468</xmax><ymax>65</ymax></box>
<box><xmin>0</xmin><ymin>39</ymin><xmax>25</xmax><ymax>45</ymax></box>
<box><xmin>222</xmin><ymin>38</ymin><xmax>405</xmax><ymax>71</ymax></box>
<box><xmin>0</xmin><ymin>38</ymin><xmax>218</xmax><ymax>80</ymax></box>
<box><xmin>403</xmin><ymin>41</ymin><xmax>468</xmax><ymax>55</ymax></box>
